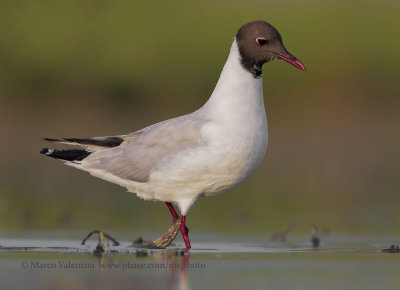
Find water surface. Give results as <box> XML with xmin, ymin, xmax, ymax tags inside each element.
<box><xmin>0</xmin><ymin>234</ymin><xmax>399</xmax><ymax>290</ymax></box>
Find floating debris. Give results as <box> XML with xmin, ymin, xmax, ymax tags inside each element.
<box><xmin>133</xmin><ymin>236</ymin><xmax>145</xmax><ymax>244</ymax></box>
<box><xmin>136</xmin><ymin>249</ymin><xmax>149</xmax><ymax>257</ymax></box>
<box><xmin>81</xmin><ymin>230</ymin><xmax>120</xmax><ymax>255</ymax></box>
<box><xmin>81</xmin><ymin>230</ymin><xmax>120</xmax><ymax>246</ymax></box>
<box><xmin>311</xmin><ymin>224</ymin><xmax>320</xmax><ymax>248</ymax></box>
<box><xmin>382</xmin><ymin>245</ymin><xmax>400</xmax><ymax>253</ymax></box>
<box><xmin>271</xmin><ymin>221</ymin><xmax>297</xmax><ymax>242</ymax></box>
<box><xmin>175</xmin><ymin>249</ymin><xmax>186</xmax><ymax>256</ymax></box>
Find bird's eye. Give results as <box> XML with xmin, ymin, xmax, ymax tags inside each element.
<box><xmin>256</xmin><ymin>37</ymin><xmax>269</xmax><ymax>46</ymax></box>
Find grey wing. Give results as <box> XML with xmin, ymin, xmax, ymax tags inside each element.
<box><xmin>81</xmin><ymin>114</ymin><xmax>207</xmax><ymax>182</ymax></box>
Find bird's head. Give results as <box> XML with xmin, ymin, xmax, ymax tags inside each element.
<box><xmin>236</xmin><ymin>21</ymin><xmax>305</xmax><ymax>77</ymax></box>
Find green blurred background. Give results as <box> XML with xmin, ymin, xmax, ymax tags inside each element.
<box><xmin>0</xmin><ymin>0</ymin><xmax>399</xmax><ymax>238</ymax></box>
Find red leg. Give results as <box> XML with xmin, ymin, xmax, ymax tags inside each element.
<box><xmin>166</xmin><ymin>202</ymin><xmax>179</xmax><ymax>221</ymax></box>
<box><xmin>180</xmin><ymin>215</ymin><xmax>191</xmax><ymax>249</ymax></box>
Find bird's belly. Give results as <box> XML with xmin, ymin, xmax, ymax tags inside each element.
<box><xmin>201</xmin><ymin>127</ymin><xmax>268</xmax><ymax>196</ymax></box>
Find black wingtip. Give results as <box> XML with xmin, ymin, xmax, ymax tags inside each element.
<box><xmin>40</xmin><ymin>148</ymin><xmax>92</xmax><ymax>161</ymax></box>
<box><xmin>43</xmin><ymin>138</ymin><xmax>59</xmax><ymax>142</ymax></box>
<box><xmin>40</xmin><ymin>148</ymin><xmax>49</xmax><ymax>155</ymax></box>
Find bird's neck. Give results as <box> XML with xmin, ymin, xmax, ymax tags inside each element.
<box><xmin>200</xmin><ymin>39</ymin><xmax>265</xmax><ymax>121</ymax></box>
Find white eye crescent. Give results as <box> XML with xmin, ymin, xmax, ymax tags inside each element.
<box><xmin>256</xmin><ymin>37</ymin><xmax>269</xmax><ymax>46</ymax></box>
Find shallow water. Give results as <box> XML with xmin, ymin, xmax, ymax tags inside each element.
<box><xmin>0</xmin><ymin>234</ymin><xmax>399</xmax><ymax>290</ymax></box>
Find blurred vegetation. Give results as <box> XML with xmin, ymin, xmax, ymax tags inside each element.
<box><xmin>0</xmin><ymin>0</ymin><xmax>399</xmax><ymax>238</ymax></box>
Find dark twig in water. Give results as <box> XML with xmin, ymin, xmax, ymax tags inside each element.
<box><xmin>136</xmin><ymin>249</ymin><xmax>149</xmax><ymax>257</ymax></box>
<box><xmin>271</xmin><ymin>221</ymin><xmax>297</xmax><ymax>242</ymax></box>
<box><xmin>311</xmin><ymin>223</ymin><xmax>320</xmax><ymax>248</ymax></box>
<box><xmin>382</xmin><ymin>245</ymin><xmax>400</xmax><ymax>253</ymax></box>
<box><xmin>81</xmin><ymin>230</ymin><xmax>120</xmax><ymax>255</ymax></box>
<box><xmin>132</xmin><ymin>219</ymin><xmax>181</xmax><ymax>249</ymax></box>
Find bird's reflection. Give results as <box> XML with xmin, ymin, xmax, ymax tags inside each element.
<box><xmin>92</xmin><ymin>246</ymin><xmax>191</xmax><ymax>290</ymax></box>
<box><xmin>152</xmin><ymin>249</ymin><xmax>191</xmax><ymax>290</ymax></box>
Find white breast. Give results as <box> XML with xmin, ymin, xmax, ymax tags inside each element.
<box><xmin>198</xmin><ymin>39</ymin><xmax>268</xmax><ymax>194</ymax></box>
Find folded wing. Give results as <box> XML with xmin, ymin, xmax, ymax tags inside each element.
<box><xmin>81</xmin><ymin>114</ymin><xmax>206</xmax><ymax>183</ymax></box>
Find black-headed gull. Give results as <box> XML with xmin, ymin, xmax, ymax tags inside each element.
<box><xmin>41</xmin><ymin>21</ymin><xmax>305</xmax><ymax>249</ymax></box>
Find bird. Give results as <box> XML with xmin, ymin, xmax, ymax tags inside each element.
<box><xmin>41</xmin><ymin>20</ymin><xmax>305</xmax><ymax>249</ymax></box>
